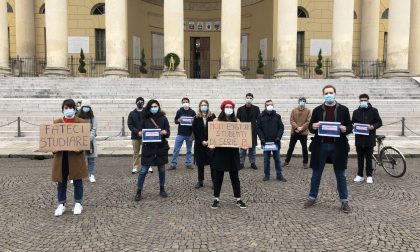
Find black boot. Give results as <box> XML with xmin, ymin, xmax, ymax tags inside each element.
<box><xmin>195</xmin><ymin>181</ymin><xmax>204</xmax><ymax>189</ymax></box>
<box><xmin>134</xmin><ymin>189</ymin><xmax>142</xmax><ymax>201</ymax></box>
<box><xmin>160</xmin><ymin>186</ymin><xmax>168</xmax><ymax>198</ymax></box>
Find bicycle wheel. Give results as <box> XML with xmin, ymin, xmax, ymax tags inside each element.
<box><xmin>379</xmin><ymin>146</ymin><xmax>407</xmax><ymax>178</ymax></box>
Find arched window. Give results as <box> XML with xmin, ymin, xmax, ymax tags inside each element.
<box><xmin>39</xmin><ymin>4</ymin><xmax>45</xmax><ymax>14</ymax></box>
<box><xmin>91</xmin><ymin>3</ymin><xmax>105</xmax><ymax>15</ymax></box>
<box><xmin>7</xmin><ymin>2</ymin><xmax>13</xmax><ymax>13</ymax></box>
<box><xmin>354</xmin><ymin>10</ymin><xmax>357</xmax><ymax>19</ymax></box>
<box><xmin>297</xmin><ymin>6</ymin><xmax>309</xmax><ymax>18</ymax></box>
<box><xmin>381</xmin><ymin>8</ymin><xmax>389</xmax><ymax>19</ymax></box>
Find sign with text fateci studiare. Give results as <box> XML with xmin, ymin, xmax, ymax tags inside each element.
<box><xmin>208</xmin><ymin>121</ymin><xmax>252</xmax><ymax>148</ymax></box>
<box><xmin>39</xmin><ymin>123</ymin><xmax>91</xmax><ymax>152</ymax></box>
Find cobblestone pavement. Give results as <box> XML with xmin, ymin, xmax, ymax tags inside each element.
<box><xmin>0</xmin><ymin>157</ymin><xmax>419</xmax><ymax>252</ymax></box>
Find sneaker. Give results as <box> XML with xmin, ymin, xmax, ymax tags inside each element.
<box><xmin>366</xmin><ymin>177</ymin><xmax>373</xmax><ymax>184</ymax></box>
<box><xmin>304</xmin><ymin>198</ymin><xmax>316</xmax><ymax>208</ymax></box>
<box><xmin>250</xmin><ymin>163</ymin><xmax>258</xmax><ymax>170</ymax></box>
<box><xmin>89</xmin><ymin>175</ymin><xmax>96</xmax><ymax>183</ymax></box>
<box><xmin>236</xmin><ymin>200</ymin><xmax>247</xmax><ymax>209</ymax></box>
<box><xmin>354</xmin><ymin>175</ymin><xmax>364</xmax><ymax>182</ymax></box>
<box><xmin>131</xmin><ymin>168</ymin><xmax>138</xmax><ymax>174</ymax></box>
<box><xmin>341</xmin><ymin>202</ymin><xmax>351</xmax><ymax>213</ymax></box>
<box><xmin>167</xmin><ymin>165</ymin><xmax>176</xmax><ymax>171</ymax></box>
<box><xmin>185</xmin><ymin>165</ymin><xmax>193</xmax><ymax>169</ymax></box>
<box><xmin>283</xmin><ymin>161</ymin><xmax>289</xmax><ymax>167</ymax></box>
<box><xmin>54</xmin><ymin>204</ymin><xmax>66</xmax><ymax>216</ymax></box>
<box><xmin>148</xmin><ymin>167</ymin><xmax>153</xmax><ymax>173</ymax></box>
<box><xmin>211</xmin><ymin>200</ymin><xmax>220</xmax><ymax>209</ymax></box>
<box><xmin>303</xmin><ymin>163</ymin><xmax>308</xmax><ymax>169</ymax></box>
<box><xmin>73</xmin><ymin>203</ymin><xmax>83</xmax><ymax>215</ymax></box>
<box><xmin>262</xmin><ymin>176</ymin><xmax>270</xmax><ymax>181</ymax></box>
<box><xmin>195</xmin><ymin>181</ymin><xmax>204</xmax><ymax>189</ymax></box>
<box><xmin>276</xmin><ymin>176</ymin><xmax>287</xmax><ymax>182</ymax></box>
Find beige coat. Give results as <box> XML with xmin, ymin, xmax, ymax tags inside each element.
<box><xmin>290</xmin><ymin>107</ymin><xmax>311</xmax><ymax>135</ymax></box>
<box><xmin>51</xmin><ymin>117</ymin><xmax>88</xmax><ymax>182</ymax></box>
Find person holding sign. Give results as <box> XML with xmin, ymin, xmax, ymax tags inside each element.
<box><xmin>77</xmin><ymin>99</ymin><xmax>98</xmax><ymax>183</ymax></box>
<box><xmin>236</xmin><ymin>93</ymin><xmax>261</xmax><ymax>170</ymax></box>
<box><xmin>284</xmin><ymin>97</ymin><xmax>311</xmax><ymax>168</ymax></box>
<box><xmin>192</xmin><ymin>100</ymin><xmax>216</xmax><ymax>189</ymax></box>
<box><xmin>134</xmin><ymin>99</ymin><xmax>170</xmax><ymax>201</ymax></box>
<box><xmin>352</xmin><ymin>94</ymin><xmax>382</xmax><ymax>184</ymax></box>
<box><xmin>52</xmin><ymin>99</ymin><xmax>88</xmax><ymax>216</ymax></box>
<box><xmin>256</xmin><ymin>100</ymin><xmax>286</xmax><ymax>182</ymax></box>
<box><xmin>209</xmin><ymin>100</ymin><xmax>247</xmax><ymax>209</ymax></box>
<box><xmin>304</xmin><ymin>85</ymin><xmax>353</xmax><ymax>213</ymax></box>
<box><xmin>169</xmin><ymin>97</ymin><xmax>196</xmax><ymax>170</ymax></box>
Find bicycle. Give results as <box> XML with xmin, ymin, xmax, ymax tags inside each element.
<box><xmin>372</xmin><ymin>135</ymin><xmax>407</xmax><ymax>178</ymax></box>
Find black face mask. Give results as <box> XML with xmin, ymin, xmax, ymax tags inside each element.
<box><xmin>136</xmin><ymin>102</ymin><xmax>144</xmax><ymax>110</ymax></box>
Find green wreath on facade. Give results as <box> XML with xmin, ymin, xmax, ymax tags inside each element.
<box><xmin>164</xmin><ymin>53</ymin><xmax>180</xmax><ymax>71</ymax></box>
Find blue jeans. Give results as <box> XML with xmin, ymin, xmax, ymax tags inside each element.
<box><xmin>137</xmin><ymin>165</ymin><xmax>166</xmax><ymax>189</ymax></box>
<box><xmin>171</xmin><ymin>134</ymin><xmax>193</xmax><ymax>167</ymax></box>
<box><xmin>308</xmin><ymin>143</ymin><xmax>348</xmax><ymax>202</ymax></box>
<box><xmin>57</xmin><ymin>151</ymin><xmax>83</xmax><ymax>204</ymax></box>
<box><xmin>239</xmin><ymin>146</ymin><xmax>256</xmax><ymax>165</ymax></box>
<box><xmin>263</xmin><ymin>149</ymin><xmax>282</xmax><ymax>177</ymax></box>
<box><xmin>87</xmin><ymin>157</ymin><xmax>96</xmax><ymax>176</ymax></box>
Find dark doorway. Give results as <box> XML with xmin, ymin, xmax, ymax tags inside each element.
<box><xmin>190</xmin><ymin>37</ymin><xmax>210</xmax><ymax>78</ymax></box>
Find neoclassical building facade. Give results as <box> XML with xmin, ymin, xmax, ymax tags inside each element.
<box><xmin>0</xmin><ymin>0</ymin><xmax>419</xmax><ymax>78</ymax></box>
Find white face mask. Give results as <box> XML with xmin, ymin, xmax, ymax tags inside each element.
<box><xmin>224</xmin><ymin>108</ymin><xmax>233</xmax><ymax>116</ymax></box>
<box><xmin>266</xmin><ymin>105</ymin><xmax>274</xmax><ymax>112</ymax></box>
<box><xmin>183</xmin><ymin>103</ymin><xmax>190</xmax><ymax>109</ymax></box>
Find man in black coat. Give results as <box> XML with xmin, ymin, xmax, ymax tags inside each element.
<box><xmin>127</xmin><ymin>97</ymin><xmax>146</xmax><ymax>174</ymax></box>
<box><xmin>304</xmin><ymin>85</ymin><xmax>353</xmax><ymax>213</ymax></box>
<box><xmin>236</xmin><ymin>93</ymin><xmax>261</xmax><ymax>169</ymax></box>
<box><xmin>352</xmin><ymin>94</ymin><xmax>382</xmax><ymax>184</ymax></box>
<box><xmin>256</xmin><ymin>100</ymin><xmax>286</xmax><ymax>182</ymax></box>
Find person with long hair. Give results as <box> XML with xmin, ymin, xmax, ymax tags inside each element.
<box><xmin>134</xmin><ymin>99</ymin><xmax>170</xmax><ymax>201</ymax></box>
<box><xmin>77</xmin><ymin>99</ymin><xmax>98</xmax><ymax>183</ymax></box>
<box><xmin>209</xmin><ymin>100</ymin><xmax>247</xmax><ymax>209</ymax></box>
<box><xmin>52</xmin><ymin>99</ymin><xmax>88</xmax><ymax>216</ymax></box>
<box><xmin>192</xmin><ymin>99</ymin><xmax>216</xmax><ymax>189</ymax></box>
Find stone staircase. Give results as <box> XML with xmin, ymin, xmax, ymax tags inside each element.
<box><xmin>0</xmin><ymin>77</ymin><xmax>419</xmax><ymax>142</ymax></box>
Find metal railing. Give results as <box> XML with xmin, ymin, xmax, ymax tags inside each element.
<box><xmin>8</xmin><ymin>57</ymin><xmax>387</xmax><ymax>79</ymax></box>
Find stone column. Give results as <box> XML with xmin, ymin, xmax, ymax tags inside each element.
<box><xmin>273</xmin><ymin>0</ymin><xmax>299</xmax><ymax>78</ymax></box>
<box><xmin>44</xmin><ymin>0</ymin><xmax>70</xmax><ymax>76</ymax></box>
<box><xmin>360</xmin><ymin>0</ymin><xmax>380</xmax><ymax>60</ymax></box>
<box><xmin>103</xmin><ymin>0</ymin><xmax>129</xmax><ymax>77</ymax></box>
<box><xmin>161</xmin><ymin>0</ymin><xmax>186</xmax><ymax>78</ymax></box>
<box><xmin>0</xmin><ymin>0</ymin><xmax>11</xmax><ymax>75</ymax></box>
<box><xmin>384</xmin><ymin>0</ymin><xmax>411</xmax><ymax>78</ymax></box>
<box><xmin>409</xmin><ymin>0</ymin><xmax>420</xmax><ymax>76</ymax></box>
<box><xmin>218</xmin><ymin>0</ymin><xmax>244</xmax><ymax>79</ymax></box>
<box><xmin>330</xmin><ymin>0</ymin><xmax>355</xmax><ymax>78</ymax></box>
<box><xmin>15</xmin><ymin>0</ymin><xmax>35</xmax><ymax>57</ymax></box>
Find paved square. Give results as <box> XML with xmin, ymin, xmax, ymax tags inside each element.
<box><xmin>0</xmin><ymin>157</ymin><xmax>419</xmax><ymax>251</ymax></box>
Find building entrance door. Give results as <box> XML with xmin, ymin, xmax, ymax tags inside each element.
<box><xmin>190</xmin><ymin>37</ymin><xmax>210</xmax><ymax>79</ymax></box>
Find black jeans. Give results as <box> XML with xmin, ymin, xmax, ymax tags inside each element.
<box><xmin>285</xmin><ymin>134</ymin><xmax>308</xmax><ymax>164</ymax></box>
<box><xmin>198</xmin><ymin>165</ymin><xmax>215</xmax><ymax>184</ymax></box>
<box><xmin>213</xmin><ymin>170</ymin><xmax>241</xmax><ymax>198</ymax></box>
<box><xmin>356</xmin><ymin>146</ymin><xmax>374</xmax><ymax>177</ymax></box>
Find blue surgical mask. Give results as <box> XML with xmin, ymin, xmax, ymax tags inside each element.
<box><xmin>324</xmin><ymin>94</ymin><xmax>335</xmax><ymax>104</ymax></box>
<box><xmin>245</xmin><ymin>98</ymin><xmax>253</xmax><ymax>104</ymax></box>
<box><xmin>299</xmin><ymin>101</ymin><xmax>305</xmax><ymax>107</ymax></box>
<box><xmin>150</xmin><ymin>107</ymin><xmax>159</xmax><ymax>114</ymax></box>
<box><xmin>82</xmin><ymin>107</ymin><xmax>90</xmax><ymax>113</ymax></box>
<box><xmin>200</xmin><ymin>105</ymin><xmax>208</xmax><ymax>112</ymax></box>
<box><xmin>63</xmin><ymin>108</ymin><xmax>75</xmax><ymax>118</ymax></box>
<box><xmin>360</xmin><ymin>101</ymin><xmax>368</xmax><ymax>108</ymax></box>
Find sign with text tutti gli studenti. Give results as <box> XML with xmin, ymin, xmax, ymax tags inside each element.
<box><xmin>39</xmin><ymin>123</ymin><xmax>91</xmax><ymax>152</ymax></box>
<box><xmin>208</xmin><ymin>121</ymin><xmax>252</xmax><ymax>148</ymax></box>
